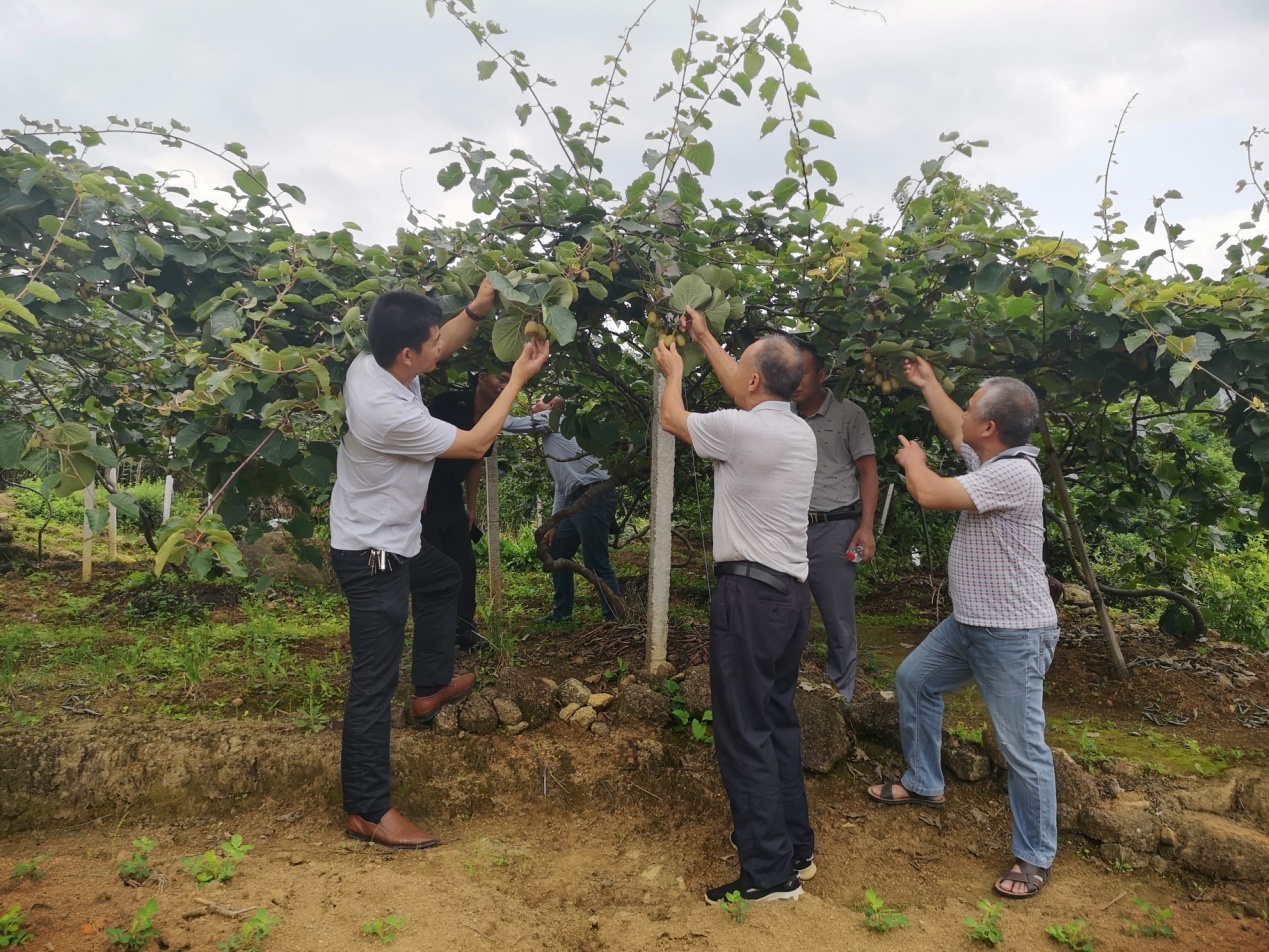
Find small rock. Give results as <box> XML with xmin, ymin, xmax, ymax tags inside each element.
<box><xmin>289</xmin><ymin>854</ymin><xmax>305</xmax><ymax>866</ymax></box>
<box><xmin>588</xmin><ymin>915</ymin><xmax>600</xmax><ymax>929</ymax></box>
<box><xmin>614</xmin><ymin>684</ymin><xmax>671</xmax><ymax>726</ymax></box>
<box><xmin>620</xmin><ymin>674</ymin><xmax>637</xmax><ymax>686</ymax></box>
<box><xmin>433</xmin><ymin>704</ymin><xmax>459</xmax><ymax>734</ymax></box>
<box><xmin>1053</xmin><ymin>748</ymin><xmax>1101</xmax><ymax>833</ymax></box>
<box><xmin>1160</xmin><ymin>826</ymin><xmax>1179</xmax><ymax>848</ymax></box>
<box><xmin>1177</xmin><ymin>772</ymin><xmax>1239</xmax><ymax>814</ymax></box>
<box><xmin>622</xmin><ymin>738</ymin><xmax>667</xmax><ymax>770</ymax></box>
<box><xmin>943</xmin><ymin>740</ymin><xmax>992</xmax><ymax>783</ymax></box>
<box><xmin>1175</xmin><ymin>811</ymin><xmax>1269</xmax><ymax>881</ymax></box>
<box><xmin>570</xmin><ymin>706</ymin><xmax>598</xmax><ymax>729</ymax></box>
<box><xmin>584</xmin><ymin>674</ymin><xmax>602</xmax><ymax>685</ymax></box>
<box><xmin>492</xmin><ymin>697</ymin><xmax>524</xmax><ymax>727</ymax></box>
<box><xmin>458</xmin><ymin>695</ymin><xmax>499</xmax><ymax>735</ymax></box>
<box><xmin>506</xmin><ymin>721</ymin><xmax>530</xmax><ymax>736</ymax></box>
<box><xmin>678</xmin><ymin>665</ymin><xmax>712</xmax><ymax>716</ymax></box>
<box><xmin>588</xmin><ymin>692</ymin><xmax>615</xmax><ymax>711</ymax></box>
<box><xmin>559</xmin><ymin>703</ymin><xmax>581</xmax><ymax>721</ymax></box>
<box><xmin>560</xmin><ymin>678</ymin><xmax>592</xmax><ymax>707</ymax></box>
<box><xmin>591</xmin><ymin>722</ymin><xmax>610</xmax><ymax>737</ymax></box>
<box><xmin>1064</xmin><ymin>584</ymin><xmax>1094</xmax><ymax>607</ymax></box>
<box><xmin>794</xmin><ymin>689</ymin><xmax>851</xmax><ymax>773</ymax></box>
<box><xmin>652</xmin><ymin>661</ymin><xmax>674</xmax><ymax>680</ymax></box>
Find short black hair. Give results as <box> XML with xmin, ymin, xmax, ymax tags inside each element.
<box><xmin>793</xmin><ymin>338</ymin><xmax>825</xmax><ymax>371</ymax></box>
<box><xmin>366</xmin><ymin>290</ymin><xmax>443</xmax><ymax>369</ymax></box>
<box><xmin>754</xmin><ymin>335</ymin><xmax>804</xmax><ymax>400</ymax></box>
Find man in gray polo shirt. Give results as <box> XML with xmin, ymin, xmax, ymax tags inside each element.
<box><xmin>655</xmin><ymin>309</ymin><xmax>817</xmax><ymax>905</ymax></box>
<box><xmin>330</xmin><ymin>282</ymin><xmax>549</xmax><ymax>849</ymax></box>
<box><xmin>503</xmin><ymin>397</ymin><xmax>621</xmax><ymax>622</ymax></box>
<box><xmin>791</xmin><ymin>341</ymin><xmax>878</xmax><ymax>703</ymax></box>
<box><xmin>866</xmin><ymin>356</ymin><xmax>1059</xmax><ymax>901</ymax></box>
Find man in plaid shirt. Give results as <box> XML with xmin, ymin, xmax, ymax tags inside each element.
<box><xmin>866</xmin><ymin>356</ymin><xmax>1059</xmax><ymax>901</ymax></box>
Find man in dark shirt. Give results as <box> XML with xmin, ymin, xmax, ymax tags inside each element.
<box><xmin>422</xmin><ymin>370</ymin><xmax>510</xmax><ymax>648</ymax></box>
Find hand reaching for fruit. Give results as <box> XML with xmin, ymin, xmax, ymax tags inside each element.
<box><xmin>902</xmin><ymin>356</ymin><xmax>938</xmax><ymax>390</ymax></box>
<box><xmin>653</xmin><ymin>335</ymin><xmax>684</xmax><ymax>378</ymax></box>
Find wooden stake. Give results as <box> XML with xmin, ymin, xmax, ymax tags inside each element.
<box><xmin>106</xmin><ymin>466</ymin><xmax>117</xmax><ymax>560</ymax></box>
<box><xmin>646</xmin><ymin>367</ymin><xmax>674</xmax><ymax>674</ymax></box>
<box><xmin>484</xmin><ymin>449</ymin><xmax>503</xmax><ymax>612</ymax></box>
<box><xmin>82</xmin><ymin>479</ymin><xmax>94</xmax><ymax>581</ymax></box>
<box><xmin>1041</xmin><ymin>417</ymin><xmax>1129</xmax><ymax>680</ymax></box>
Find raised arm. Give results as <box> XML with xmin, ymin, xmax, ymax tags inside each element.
<box><xmin>441</xmin><ymin>339</ymin><xmax>549</xmax><ymax>459</ymax></box>
<box><xmin>680</xmin><ymin>306</ymin><xmax>746</xmax><ymax>405</ymax></box>
<box><xmin>436</xmin><ymin>277</ymin><xmax>497</xmax><ymax>362</ymax></box>
<box><xmin>653</xmin><ymin>338</ymin><xmax>692</xmax><ymax>444</ymax></box>
<box><xmin>903</xmin><ymin>356</ymin><xmax>963</xmax><ymax>451</ymax></box>
<box><xmin>895</xmin><ymin>435</ymin><xmax>974</xmax><ymax>512</ymax></box>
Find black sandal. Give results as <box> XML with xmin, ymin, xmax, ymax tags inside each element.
<box><xmin>865</xmin><ymin>781</ymin><xmax>945</xmax><ymax>809</ymax></box>
<box><xmin>993</xmin><ymin>859</ymin><xmax>1050</xmax><ymax>899</ymax></box>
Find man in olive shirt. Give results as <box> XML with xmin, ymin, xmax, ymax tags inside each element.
<box><xmin>791</xmin><ymin>341</ymin><xmax>879</xmax><ymax>704</ymax></box>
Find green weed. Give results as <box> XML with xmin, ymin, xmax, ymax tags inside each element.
<box><xmin>718</xmin><ymin>891</ymin><xmax>749</xmax><ymax>925</ymax></box>
<box><xmin>1124</xmin><ymin>898</ymin><xmax>1175</xmax><ymax>938</ymax></box>
<box><xmin>1047</xmin><ymin>919</ymin><xmax>1095</xmax><ymax>951</ymax></box>
<box><xmin>861</xmin><ymin>889</ymin><xmax>908</xmax><ymax>932</ymax></box>
<box><xmin>964</xmin><ymin>899</ymin><xmax>1004</xmax><ymax>945</ymax></box>
<box><xmin>106</xmin><ymin>898</ymin><xmax>159</xmax><ymax>951</ymax></box>
<box><xmin>0</xmin><ymin>903</ymin><xmax>32</xmax><ymax>947</ymax></box>
<box><xmin>118</xmin><ymin>838</ymin><xmax>157</xmax><ymax>884</ymax></box>
<box><xmin>361</xmin><ymin>915</ymin><xmax>406</xmax><ymax>943</ymax></box>
<box><xmin>1072</xmin><ymin>726</ymin><xmax>1108</xmax><ymax>773</ymax></box>
<box><xmin>182</xmin><ymin>834</ymin><xmax>253</xmax><ymax>886</ymax></box>
<box><xmin>217</xmin><ymin>910</ymin><xmax>279</xmax><ymax>951</ymax></box>
<box><xmin>9</xmin><ymin>856</ymin><xmax>47</xmax><ymax>882</ymax></box>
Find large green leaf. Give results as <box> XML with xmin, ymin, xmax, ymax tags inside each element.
<box><xmin>668</xmin><ymin>275</ymin><xmax>712</xmax><ymax>313</ymax></box>
<box><xmin>492</xmin><ymin>315</ymin><xmax>525</xmax><ymax>362</ymax></box>
<box><xmin>544</xmin><ymin>304</ymin><xmax>577</xmax><ymax>345</ymax></box>
<box><xmin>682</xmin><ymin>141</ymin><xmax>715</xmax><ymax>176</ymax></box>
<box><xmin>0</xmin><ymin>421</ymin><xmax>31</xmax><ymax>468</ymax></box>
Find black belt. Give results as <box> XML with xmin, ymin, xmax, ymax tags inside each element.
<box><xmin>808</xmin><ymin>506</ymin><xmax>861</xmax><ymax>525</ymax></box>
<box><xmin>566</xmin><ymin>483</ymin><xmax>606</xmax><ymax>505</ymax></box>
<box><xmin>714</xmin><ymin>560</ymin><xmax>792</xmax><ymax>595</ymax></box>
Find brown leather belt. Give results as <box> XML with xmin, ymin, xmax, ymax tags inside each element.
<box><xmin>714</xmin><ymin>560</ymin><xmax>791</xmax><ymax>595</ymax></box>
<box><xmin>807</xmin><ymin>506</ymin><xmax>861</xmax><ymax>525</ymax></box>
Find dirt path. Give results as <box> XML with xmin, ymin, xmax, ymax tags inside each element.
<box><xmin>4</xmin><ymin>762</ymin><xmax>1266</xmax><ymax>952</ymax></box>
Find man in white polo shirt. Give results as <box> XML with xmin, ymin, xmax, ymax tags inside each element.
<box><xmin>866</xmin><ymin>356</ymin><xmax>1059</xmax><ymax>901</ymax></box>
<box><xmin>655</xmin><ymin>309</ymin><xmax>817</xmax><ymax>905</ymax></box>
<box><xmin>330</xmin><ymin>281</ymin><xmax>549</xmax><ymax>849</ymax></box>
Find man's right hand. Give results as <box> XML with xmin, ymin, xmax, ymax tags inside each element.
<box><xmin>680</xmin><ymin>306</ymin><xmax>716</xmax><ymax>347</ymax></box>
<box><xmin>902</xmin><ymin>356</ymin><xmax>938</xmax><ymax>390</ymax></box>
<box><xmin>511</xmin><ymin>338</ymin><xmax>550</xmax><ymax>384</ymax></box>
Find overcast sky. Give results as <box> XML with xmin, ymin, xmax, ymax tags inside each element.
<box><xmin>6</xmin><ymin>0</ymin><xmax>1266</xmax><ymax>276</ymax></box>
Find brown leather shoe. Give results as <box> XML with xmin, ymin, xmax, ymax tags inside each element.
<box><xmin>408</xmin><ymin>672</ymin><xmax>477</xmax><ymax>724</ymax></box>
<box><xmin>345</xmin><ymin>809</ymin><xmax>439</xmax><ymax>850</ymax></box>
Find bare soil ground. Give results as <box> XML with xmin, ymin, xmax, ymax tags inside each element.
<box><xmin>3</xmin><ymin>551</ymin><xmax>1269</xmax><ymax>950</ymax></box>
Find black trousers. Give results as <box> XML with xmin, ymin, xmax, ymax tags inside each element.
<box><xmin>709</xmin><ymin>572</ymin><xmax>814</xmax><ymax>888</ymax></box>
<box><xmin>421</xmin><ymin>506</ymin><xmax>478</xmax><ymax>627</ymax></box>
<box><xmin>331</xmin><ymin>541</ymin><xmax>461</xmax><ymax>817</ymax></box>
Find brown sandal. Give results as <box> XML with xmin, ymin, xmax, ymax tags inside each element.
<box><xmin>865</xmin><ymin>781</ymin><xmax>945</xmax><ymax>809</ymax></box>
<box><xmin>993</xmin><ymin>859</ymin><xmax>1049</xmax><ymax>899</ymax></box>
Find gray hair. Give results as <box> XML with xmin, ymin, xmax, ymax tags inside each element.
<box><xmin>975</xmin><ymin>377</ymin><xmax>1040</xmax><ymax>447</ymax></box>
<box><xmin>753</xmin><ymin>335</ymin><xmax>804</xmax><ymax>400</ymax></box>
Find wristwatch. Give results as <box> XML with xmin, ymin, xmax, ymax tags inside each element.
<box><xmin>463</xmin><ymin>305</ymin><xmax>485</xmax><ymax>322</ymax></box>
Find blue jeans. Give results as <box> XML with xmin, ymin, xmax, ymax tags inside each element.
<box><xmin>896</xmin><ymin>615</ymin><xmax>1060</xmax><ymax>869</ymax></box>
<box><xmin>549</xmin><ymin>488</ymin><xmax>620</xmax><ymax>620</ymax></box>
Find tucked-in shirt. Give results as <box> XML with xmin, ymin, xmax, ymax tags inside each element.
<box><xmin>797</xmin><ymin>390</ymin><xmax>876</xmax><ymax>511</ymax></box>
<box><xmin>686</xmin><ymin>401</ymin><xmax>817</xmax><ymax>581</ymax></box>
<box><xmin>502</xmin><ymin>413</ymin><xmax>610</xmax><ymax>514</ymax></box>
<box><xmin>330</xmin><ymin>352</ymin><xmax>457</xmax><ymax>557</ymax></box>
<box><xmin>948</xmin><ymin>443</ymin><xmax>1058</xmax><ymax>629</ymax></box>
<box><xmin>425</xmin><ymin>390</ymin><xmax>490</xmax><ymax>514</ymax></box>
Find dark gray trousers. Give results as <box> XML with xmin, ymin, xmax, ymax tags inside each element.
<box><xmin>806</xmin><ymin>517</ymin><xmax>860</xmax><ymax>701</ymax></box>
<box><xmin>332</xmin><ymin>541</ymin><xmax>460</xmax><ymax>816</ymax></box>
<box><xmin>710</xmin><ymin>572</ymin><xmax>814</xmax><ymax>889</ymax></box>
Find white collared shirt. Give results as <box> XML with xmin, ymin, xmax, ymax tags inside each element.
<box><xmin>686</xmin><ymin>400</ymin><xmax>817</xmax><ymax>580</ymax></box>
<box><xmin>502</xmin><ymin>412</ymin><xmax>611</xmax><ymax>513</ymax></box>
<box><xmin>330</xmin><ymin>352</ymin><xmax>457</xmax><ymax>557</ymax></box>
